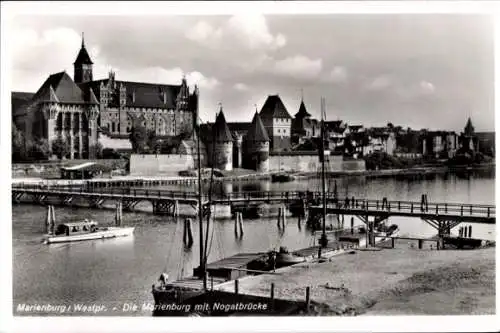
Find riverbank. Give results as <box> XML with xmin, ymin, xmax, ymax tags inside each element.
<box><xmin>11</xmin><ymin>163</ymin><xmax>495</xmax><ymax>187</ymax></box>
<box><xmin>214</xmin><ymin>246</ymin><xmax>495</xmax><ymax>315</ymax></box>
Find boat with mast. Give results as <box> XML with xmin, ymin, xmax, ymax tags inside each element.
<box><xmin>317</xmin><ymin>97</ymin><xmax>329</xmax><ymax>255</ymax></box>
<box><xmin>151</xmin><ymin>104</ymin><xmax>215</xmax><ymax>312</ymax></box>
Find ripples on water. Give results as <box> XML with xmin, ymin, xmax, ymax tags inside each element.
<box><xmin>12</xmin><ymin>170</ymin><xmax>495</xmax><ymax>316</ymax></box>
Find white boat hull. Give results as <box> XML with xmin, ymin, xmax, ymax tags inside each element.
<box><xmin>44</xmin><ymin>227</ymin><xmax>135</xmax><ymax>244</ymax></box>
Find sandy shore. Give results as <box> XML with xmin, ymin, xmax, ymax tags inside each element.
<box><xmin>215</xmin><ymin>246</ymin><xmax>495</xmax><ymax>315</ymax></box>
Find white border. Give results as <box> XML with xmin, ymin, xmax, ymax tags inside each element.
<box><xmin>1</xmin><ymin>1</ymin><xmax>499</xmax><ymax>333</ymax></box>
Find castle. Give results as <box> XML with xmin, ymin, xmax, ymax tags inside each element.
<box><xmin>200</xmin><ymin>94</ymin><xmax>294</xmax><ymax>172</ymax></box>
<box><xmin>12</xmin><ymin>35</ymin><xmax>199</xmax><ymax>159</ymax></box>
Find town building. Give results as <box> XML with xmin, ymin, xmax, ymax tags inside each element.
<box><xmin>11</xmin><ymin>35</ymin><xmax>199</xmax><ymax>159</ymax></box>
<box><xmin>291</xmin><ymin>99</ymin><xmax>320</xmax><ymax>145</ymax></box>
<box><xmin>363</xmin><ymin>127</ymin><xmax>396</xmax><ymax>156</ymax></box>
<box><xmin>324</xmin><ymin>120</ymin><xmax>348</xmax><ymax>153</ymax></box>
<box><xmin>421</xmin><ymin>131</ymin><xmax>458</xmax><ymax>159</ymax></box>
<box><xmin>476</xmin><ymin>131</ymin><xmax>495</xmax><ymax>157</ymax></box>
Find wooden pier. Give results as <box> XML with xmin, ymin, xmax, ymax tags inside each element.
<box><xmin>12</xmin><ymin>184</ymin><xmax>495</xmax><ymax>229</ymax></box>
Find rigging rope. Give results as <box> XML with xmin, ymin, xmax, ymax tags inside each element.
<box><xmin>163</xmin><ymin>216</ymin><xmax>182</xmax><ymax>274</ymax></box>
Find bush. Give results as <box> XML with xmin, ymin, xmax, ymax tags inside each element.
<box><xmin>364</xmin><ymin>151</ymin><xmax>420</xmax><ymax>170</ymax></box>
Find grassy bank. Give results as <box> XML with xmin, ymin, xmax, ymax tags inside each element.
<box><xmin>216</xmin><ymin>246</ymin><xmax>495</xmax><ymax>315</ymax></box>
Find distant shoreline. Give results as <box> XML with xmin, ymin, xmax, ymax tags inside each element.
<box><xmin>11</xmin><ymin>163</ymin><xmax>495</xmax><ymax>183</ymax></box>
<box><xmin>292</xmin><ymin>163</ymin><xmax>495</xmax><ymax>179</ymax></box>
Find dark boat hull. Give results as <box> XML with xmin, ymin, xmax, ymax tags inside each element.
<box><xmin>443</xmin><ymin>236</ymin><xmax>483</xmax><ymax>249</ymax></box>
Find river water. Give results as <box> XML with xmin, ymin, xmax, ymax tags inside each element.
<box><xmin>12</xmin><ymin>169</ymin><xmax>495</xmax><ymax>316</ymax></box>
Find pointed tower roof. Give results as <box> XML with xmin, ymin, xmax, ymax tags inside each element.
<box><xmin>246</xmin><ymin>111</ymin><xmax>270</xmax><ymax>142</ymax></box>
<box><xmin>259</xmin><ymin>95</ymin><xmax>292</xmax><ymax>119</ymax></box>
<box><xmin>213</xmin><ymin>107</ymin><xmax>233</xmax><ymax>142</ymax></box>
<box><xmin>464</xmin><ymin>117</ymin><xmax>475</xmax><ymax>136</ymax></box>
<box><xmin>294</xmin><ymin>100</ymin><xmax>311</xmax><ymax>118</ymax></box>
<box><xmin>73</xmin><ymin>33</ymin><xmax>93</xmax><ymax>65</ymax></box>
<box><xmin>35</xmin><ymin>71</ymin><xmax>85</xmax><ymax>104</ymax></box>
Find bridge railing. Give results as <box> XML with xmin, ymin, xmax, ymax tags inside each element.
<box><xmin>329</xmin><ymin>198</ymin><xmax>495</xmax><ymax>217</ymax></box>
<box><xmin>12</xmin><ymin>184</ymin><xmax>495</xmax><ymax>217</ymax></box>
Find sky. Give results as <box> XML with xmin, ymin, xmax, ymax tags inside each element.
<box><xmin>8</xmin><ymin>11</ymin><xmax>495</xmax><ymax>132</ymax></box>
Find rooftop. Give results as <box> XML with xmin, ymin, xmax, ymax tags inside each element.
<box><xmin>259</xmin><ymin>95</ymin><xmax>292</xmax><ymax>120</ymax></box>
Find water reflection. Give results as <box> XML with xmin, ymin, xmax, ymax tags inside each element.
<box><xmin>12</xmin><ymin>170</ymin><xmax>495</xmax><ymax>315</ymax></box>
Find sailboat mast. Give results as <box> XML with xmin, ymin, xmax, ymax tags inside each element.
<box><xmin>319</xmin><ymin>97</ymin><xmax>328</xmax><ymax>248</ymax></box>
<box><xmin>196</xmin><ymin>97</ymin><xmax>206</xmax><ymax>290</ymax></box>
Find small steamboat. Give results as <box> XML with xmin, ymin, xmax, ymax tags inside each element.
<box><xmin>44</xmin><ymin>220</ymin><xmax>134</xmax><ymax>244</ymax></box>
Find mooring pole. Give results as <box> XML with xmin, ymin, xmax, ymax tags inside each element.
<box><xmin>270</xmin><ymin>283</ymin><xmax>275</xmax><ymax>311</ymax></box>
<box><xmin>305</xmin><ymin>286</ymin><xmax>311</xmax><ymax>313</ymax></box>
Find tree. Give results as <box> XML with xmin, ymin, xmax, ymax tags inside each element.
<box><xmin>12</xmin><ymin>123</ymin><xmax>27</xmax><ymax>162</ymax></box>
<box><xmin>30</xmin><ymin>138</ymin><xmax>50</xmax><ymax>160</ymax></box>
<box><xmin>178</xmin><ymin>122</ymin><xmax>193</xmax><ymax>140</ymax></box>
<box><xmin>387</xmin><ymin>122</ymin><xmax>394</xmax><ymax>130</ymax></box>
<box><xmin>89</xmin><ymin>142</ymin><xmax>104</xmax><ymax>159</ymax></box>
<box><xmin>51</xmin><ymin>136</ymin><xmax>71</xmax><ymax>159</ymax></box>
<box><xmin>129</xmin><ymin>123</ymin><xmax>149</xmax><ymax>153</ymax></box>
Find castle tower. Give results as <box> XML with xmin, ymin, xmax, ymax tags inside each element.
<box><xmin>211</xmin><ymin>106</ymin><xmax>233</xmax><ymax>171</ymax></box>
<box><xmin>244</xmin><ymin>111</ymin><xmax>270</xmax><ymax>172</ymax></box>
<box><xmin>259</xmin><ymin>95</ymin><xmax>292</xmax><ymax>152</ymax></box>
<box><xmin>73</xmin><ymin>33</ymin><xmax>94</xmax><ymax>84</ymax></box>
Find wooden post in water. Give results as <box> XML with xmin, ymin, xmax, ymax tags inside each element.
<box><xmin>238</xmin><ymin>212</ymin><xmax>244</xmax><ymax>236</ymax></box>
<box><xmin>305</xmin><ymin>286</ymin><xmax>311</xmax><ymax>313</ymax></box>
<box><xmin>183</xmin><ymin>218</ymin><xmax>188</xmax><ymax>245</ymax></box>
<box><xmin>391</xmin><ymin>237</ymin><xmax>395</xmax><ymax>249</ymax></box>
<box><xmin>418</xmin><ymin>239</ymin><xmax>423</xmax><ymax>249</ymax></box>
<box><xmin>281</xmin><ymin>205</ymin><xmax>287</xmax><ymax>229</ymax></box>
<box><xmin>235</xmin><ymin>279</ymin><xmax>239</xmax><ymax>294</ymax></box>
<box><xmin>277</xmin><ymin>207</ymin><xmax>282</xmax><ymax>230</ymax></box>
<box><xmin>46</xmin><ymin>205</ymin><xmax>52</xmax><ymax>235</ymax></box>
<box><xmin>50</xmin><ymin>205</ymin><xmax>56</xmax><ymax>235</ymax></box>
<box><xmin>350</xmin><ymin>217</ymin><xmax>354</xmax><ymax>234</ymax></box>
<box><xmin>184</xmin><ymin>218</ymin><xmax>194</xmax><ymax>247</ymax></box>
<box><xmin>270</xmin><ymin>283</ymin><xmax>275</xmax><ymax>311</ymax></box>
<box><xmin>115</xmin><ymin>201</ymin><xmax>122</xmax><ymax>226</ymax></box>
<box><xmin>234</xmin><ymin>212</ymin><xmax>239</xmax><ymax>237</ymax></box>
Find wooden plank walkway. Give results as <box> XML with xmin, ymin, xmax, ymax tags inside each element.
<box><xmin>206</xmin><ymin>252</ymin><xmax>267</xmax><ymax>270</ymax></box>
<box><xmin>309</xmin><ymin>199</ymin><xmax>495</xmax><ymax>224</ymax></box>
